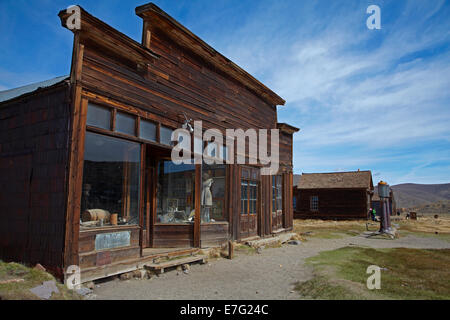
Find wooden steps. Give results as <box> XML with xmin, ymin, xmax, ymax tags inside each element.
<box><xmin>144</xmin><ymin>255</ymin><xmax>207</xmax><ymax>274</ymax></box>
<box><xmin>80</xmin><ymin>248</ymin><xmax>203</xmax><ymax>283</ymax></box>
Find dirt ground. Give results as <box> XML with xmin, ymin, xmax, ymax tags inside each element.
<box><xmin>92</xmin><ymin>219</ymin><xmax>450</xmax><ymax>300</ymax></box>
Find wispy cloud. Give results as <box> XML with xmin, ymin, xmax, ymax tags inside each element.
<box><xmin>0</xmin><ymin>0</ymin><xmax>448</xmax><ymax>184</ymax></box>
<box><xmin>203</xmin><ymin>0</ymin><xmax>450</xmax><ymax>184</ymax></box>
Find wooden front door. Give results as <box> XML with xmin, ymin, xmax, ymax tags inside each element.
<box><xmin>271</xmin><ymin>175</ymin><xmax>284</xmax><ymax>232</ymax></box>
<box><xmin>240</xmin><ymin>180</ymin><xmax>258</xmax><ymax>239</ymax></box>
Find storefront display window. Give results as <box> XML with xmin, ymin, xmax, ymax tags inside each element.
<box><xmin>156</xmin><ymin>161</ymin><xmax>196</xmax><ymax>223</ymax></box>
<box><xmin>80</xmin><ymin>132</ymin><xmax>141</xmax><ymax>229</ymax></box>
<box><xmin>201</xmin><ymin>164</ymin><xmax>226</xmax><ymax>222</ymax></box>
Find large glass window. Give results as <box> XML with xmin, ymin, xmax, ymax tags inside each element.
<box><xmin>272</xmin><ymin>175</ymin><xmax>283</xmax><ymax>213</ymax></box>
<box><xmin>201</xmin><ymin>164</ymin><xmax>226</xmax><ymax>223</ymax></box>
<box><xmin>156</xmin><ymin>161</ymin><xmax>195</xmax><ymax>223</ymax></box>
<box><xmin>86</xmin><ymin>103</ymin><xmax>111</xmax><ymax>130</ymax></box>
<box><xmin>80</xmin><ymin>132</ymin><xmax>141</xmax><ymax>229</ymax></box>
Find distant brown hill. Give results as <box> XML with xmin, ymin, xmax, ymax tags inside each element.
<box><xmin>391</xmin><ymin>183</ymin><xmax>450</xmax><ymax>209</ymax></box>
<box><xmin>409</xmin><ymin>200</ymin><xmax>450</xmax><ymax>215</ymax></box>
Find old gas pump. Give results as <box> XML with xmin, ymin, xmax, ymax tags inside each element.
<box><xmin>377</xmin><ymin>181</ymin><xmax>396</xmax><ymax>237</ymax></box>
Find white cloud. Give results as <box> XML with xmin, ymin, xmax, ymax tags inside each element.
<box><xmin>209</xmin><ymin>0</ymin><xmax>450</xmax><ymax>183</ymax></box>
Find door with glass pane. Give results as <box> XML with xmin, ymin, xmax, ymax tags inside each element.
<box><xmin>240</xmin><ymin>180</ymin><xmax>258</xmax><ymax>239</ymax></box>
<box><xmin>272</xmin><ymin>175</ymin><xmax>283</xmax><ymax>231</ymax></box>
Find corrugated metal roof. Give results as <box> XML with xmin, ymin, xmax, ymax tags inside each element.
<box><xmin>0</xmin><ymin>76</ymin><xmax>69</xmax><ymax>103</ymax></box>
<box><xmin>297</xmin><ymin>171</ymin><xmax>373</xmax><ymax>189</ymax></box>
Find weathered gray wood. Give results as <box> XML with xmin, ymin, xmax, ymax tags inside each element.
<box><xmin>144</xmin><ymin>254</ymin><xmax>207</xmax><ymax>273</ymax></box>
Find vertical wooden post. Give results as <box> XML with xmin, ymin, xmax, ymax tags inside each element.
<box><xmin>150</xmin><ymin>163</ymin><xmax>157</xmax><ymax>248</ymax></box>
<box><xmin>227</xmin><ymin>240</ymin><xmax>234</xmax><ymax>260</ymax></box>
<box><xmin>145</xmin><ymin>167</ymin><xmax>151</xmax><ymax>247</ymax></box>
<box><xmin>64</xmin><ymin>96</ymin><xmax>88</xmax><ymax>269</ymax></box>
<box><xmin>142</xmin><ymin>20</ymin><xmax>152</xmax><ymax>49</ymax></box>
<box><xmin>234</xmin><ymin>165</ymin><xmax>241</xmax><ymax>242</ymax></box>
<box><xmin>194</xmin><ymin>164</ymin><xmax>201</xmax><ymax>247</ymax></box>
<box><xmin>63</xmin><ymin>35</ymin><xmax>86</xmax><ymax>270</ymax></box>
<box><xmin>139</xmin><ymin>144</ymin><xmax>146</xmax><ymax>255</ymax></box>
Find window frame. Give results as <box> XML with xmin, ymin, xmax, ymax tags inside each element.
<box><xmin>80</xmin><ymin>130</ymin><xmax>142</xmax><ymax>230</ymax></box>
<box><xmin>85</xmin><ymin>101</ymin><xmax>175</xmax><ymax>147</ymax></box>
<box><xmin>310</xmin><ymin>195</ymin><xmax>319</xmax><ymax>212</ymax></box>
<box><xmin>272</xmin><ymin>175</ymin><xmax>283</xmax><ymax>214</ymax></box>
<box><xmin>241</xmin><ymin>178</ymin><xmax>258</xmax><ymax>216</ymax></box>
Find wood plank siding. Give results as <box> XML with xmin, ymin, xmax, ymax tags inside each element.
<box><xmin>0</xmin><ymin>83</ymin><xmax>71</xmax><ymax>278</ymax></box>
<box><xmin>0</xmin><ymin>3</ymin><xmax>298</xmax><ymax>281</ymax></box>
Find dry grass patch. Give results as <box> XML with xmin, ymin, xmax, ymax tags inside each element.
<box><xmin>295</xmin><ymin>247</ymin><xmax>450</xmax><ymax>300</ymax></box>
<box><xmin>0</xmin><ymin>261</ymin><xmax>82</xmax><ymax>300</ymax></box>
<box><xmin>294</xmin><ymin>219</ymin><xmax>367</xmax><ymax>239</ymax></box>
<box><xmin>294</xmin><ymin>217</ymin><xmax>450</xmax><ymax>241</ymax></box>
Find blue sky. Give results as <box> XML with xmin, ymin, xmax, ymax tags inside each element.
<box><xmin>0</xmin><ymin>0</ymin><xmax>449</xmax><ymax>185</ymax></box>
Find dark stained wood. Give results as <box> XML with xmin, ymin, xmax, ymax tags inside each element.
<box><xmin>78</xmin><ymin>226</ymin><xmax>140</xmax><ymax>268</ymax></box>
<box><xmin>135</xmin><ymin>3</ymin><xmax>285</xmax><ymax>106</ymax></box>
<box><xmin>200</xmin><ymin>223</ymin><xmax>228</xmax><ymax>247</ymax></box>
<box><xmin>63</xmin><ymin>33</ymin><xmax>86</xmax><ymax>271</ymax></box>
<box><xmin>63</xmin><ymin>95</ymin><xmax>88</xmax><ymax>269</ymax></box>
<box><xmin>294</xmin><ymin>188</ymin><xmax>370</xmax><ymax>220</ymax></box>
<box><xmin>194</xmin><ymin>164</ymin><xmax>201</xmax><ymax>247</ymax></box>
<box><xmin>139</xmin><ymin>143</ymin><xmax>146</xmax><ymax>254</ymax></box>
<box><xmin>153</xmin><ymin>224</ymin><xmax>194</xmax><ymax>248</ymax></box>
<box><xmin>0</xmin><ymin>83</ymin><xmax>71</xmax><ymax>279</ymax></box>
<box><xmin>1</xmin><ymin>3</ymin><xmax>299</xmax><ymax>283</ymax></box>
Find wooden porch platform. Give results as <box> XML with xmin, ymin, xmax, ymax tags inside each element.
<box><xmin>142</xmin><ymin>247</ymin><xmax>197</xmax><ymax>257</ymax></box>
<box><xmin>80</xmin><ymin>247</ymin><xmax>201</xmax><ymax>283</ymax></box>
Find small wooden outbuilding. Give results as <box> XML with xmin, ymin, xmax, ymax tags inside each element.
<box><xmin>293</xmin><ymin>171</ymin><xmax>374</xmax><ymax>220</ymax></box>
<box><xmin>0</xmin><ymin>3</ymin><xmax>299</xmax><ymax>282</ymax></box>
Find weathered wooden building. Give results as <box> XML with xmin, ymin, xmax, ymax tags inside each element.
<box><xmin>0</xmin><ymin>3</ymin><xmax>298</xmax><ymax>282</ymax></box>
<box><xmin>293</xmin><ymin>171</ymin><xmax>373</xmax><ymax>220</ymax></box>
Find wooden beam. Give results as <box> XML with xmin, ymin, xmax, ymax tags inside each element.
<box><xmin>194</xmin><ymin>164</ymin><xmax>201</xmax><ymax>247</ymax></box>
<box><xmin>64</xmin><ymin>95</ymin><xmax>88</xmax><ymax>268</ymax></box>
<box><xmin>63</xmin><ymin>35</ymin><xmax>86</xmax><ymax>269</ymax></box>
<box><xmin>150</xmin><ymin>165</ymin><xmax>157</xmax><ymax>248</ymax></box>
<box><xmin>142</xmin><ymin>20</ymin><xmax>152</xmax><ymax>49</ymax></box>
<box><xmin>139</xmin><ymin>144</ymin><xmax>146</xmax><ymax>255</ymax></box>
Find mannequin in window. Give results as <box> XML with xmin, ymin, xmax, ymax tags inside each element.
<box><xmin>201</xmin><ymin>173</ymin><xmax>213</xmax><ymax>222</ymax></box>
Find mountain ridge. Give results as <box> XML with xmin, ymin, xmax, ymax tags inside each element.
<box><xmin>391</xmin><ymin>183</ymin><xmax>450</xmax><ymax>209</ymax></box>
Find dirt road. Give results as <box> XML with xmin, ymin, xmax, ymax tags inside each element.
<box><xmin>92</xmin><ymin>234</ymin><xmax>450</xmax><ymax>300</ymax></box>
